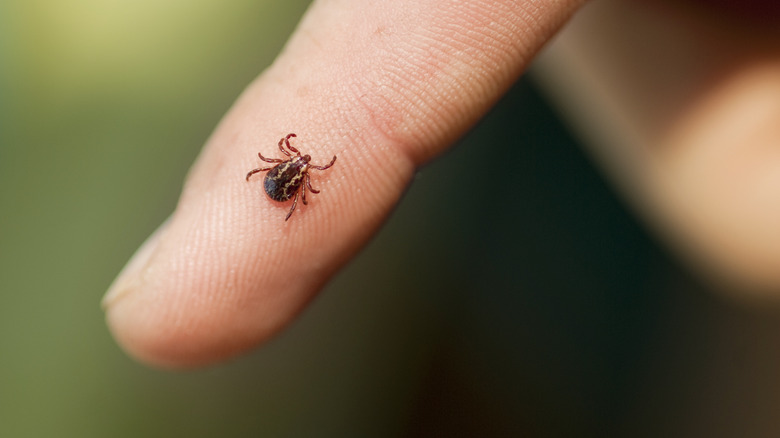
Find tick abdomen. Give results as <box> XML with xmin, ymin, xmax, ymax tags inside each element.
<box><xmin>264</xmin><ymin>159</ymin><xmax>308</xmax><ymax>201</ymax></box>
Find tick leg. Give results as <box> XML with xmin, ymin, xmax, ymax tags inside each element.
<box><xmin>310</xmin><ymin>155</ymin><xmax>337</xmax><ymax>171</ymax></box>
<box><xmin>246</xmin><ymin>167</ymin><xmax>272</xmax><ymax>181</ymax></box>
<box><xmin>279</xmin><ymin>133</ymin><xmax>297</xmax><ymax>157</ymax></box>
<box><xmin>285</xmin><ymin>188</ymin><xmax>300</xmax><ymax>221</ymax></box>
<box><xmin>258</xmin><ymin>152</ymin><xmax>284</xmax><ymax>164</ymax></box>
<box><xmin>302</xmin><ymin>181</ymin><xmax>308</xmax><ymax>205</ymax></box>
<box><xmin>305</xmin><ymin>173</ymin><xmax>320</xmax><ymax>194</ymax></box>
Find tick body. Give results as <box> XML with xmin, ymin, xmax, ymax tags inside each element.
<box><xmin>246</xmin><ymin>133</ymin><xmax>337</xmax><ymax>221</ymax></box>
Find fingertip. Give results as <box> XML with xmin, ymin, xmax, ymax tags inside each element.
<box><xmin>102</xmin><ymin>180</ymin><xmax>338</xmax><ymax>368</ymax></box>
<box><xmin>105</xmin><ymin>291</ymin><xmax>262</xmax><ymax>369</ymax></box>
<box><xmin>101</xmin><ymin>218</ymin><xmax>168</xmax><ymax>311</ymax></box>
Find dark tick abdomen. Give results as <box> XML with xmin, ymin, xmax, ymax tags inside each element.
<box><xmin>264</xmin><ymin>160</ymin><xmax>305</xmax><ymax>201</ymax></box>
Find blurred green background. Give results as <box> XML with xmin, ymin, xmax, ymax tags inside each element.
<box><xmin>4</xmin><ymin>1</ymin><xmax>780</xmax><ymax>437</ymax></box>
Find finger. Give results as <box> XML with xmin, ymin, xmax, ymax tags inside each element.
<box><xmin>103</xmin><ymin>0</ymin><xmax>587</xmax><ymax>368</ymax></box>
<box><xmin>534</xmin><ymin>0</ymin><xmax>780</xmax><ymax>296</ymax></box>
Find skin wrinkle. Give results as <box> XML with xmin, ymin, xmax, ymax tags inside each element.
<box><xmin>350</xmin><ymin>6</ymin><xmax>528</xmax><ymax>163</ymax></box>
<box><xmin>282</xmin><ymin>1</ymin><xmax>565</xmax><ymax>163</ymax></box>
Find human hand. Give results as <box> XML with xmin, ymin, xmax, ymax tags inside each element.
<box><xmin>533</xmin><ymin>0</ymin><xmax>780</xmax><ymax>296</ymax></box>
<box><xmin>102</xmin><ymin>0</ymin><xmax>587</xmax><ymax>368</ymax></box>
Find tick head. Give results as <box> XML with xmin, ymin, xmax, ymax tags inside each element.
<box><xmin>302</xmin><ymin>155</ymin><xmax>311</xmax><ymax>163</ymax></box>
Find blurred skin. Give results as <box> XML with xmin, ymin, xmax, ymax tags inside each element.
<box><xmin>533</xmin><ymin>0</ymin><xmax>780</xmax><ymax>297</ymax></box>
<box><xmin>103</xmin><ymin>0</ymin><xmax>780</xmax><ymax>368</ymax></box>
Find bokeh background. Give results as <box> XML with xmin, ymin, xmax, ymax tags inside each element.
<box><xmin>4</xmin><ymin>1</ymin><xmax>780</xmax><ymax>437</ymax></box>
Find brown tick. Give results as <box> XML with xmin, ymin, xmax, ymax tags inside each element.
<box><xmin>246</xmin><ymin>133</ymin><xmax>337</xmax><ymax>221</ymax></box>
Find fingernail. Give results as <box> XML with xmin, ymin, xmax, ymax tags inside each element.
<box><xmin>101</xmin><ymin>218</ymin><xmax>169</xmax><ymax>310</ymax></box>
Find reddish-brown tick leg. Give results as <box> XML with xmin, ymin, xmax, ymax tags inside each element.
<box><xmin>305</xmin><ymin>173</ymin><xmax>319</xmax><ymax>194</ymax></box>
<box><xmin>257</xmin><ymin>152</ymin><xmax>284</xmax><ymax>164</ymax></box>
<box><xmin>310</xmin><ymin>155</ymin><xmax>337</xmax><ymax>171</ymax></box>
<box><xmin>245</xmin><ymin>166</ymin><xmax>272</xmax><ymax>181</ymax></box>
<box><xmin>285</xmin><ymin>189</ymin><xmax>300</xmax><ymax>221</ymax></box>
<box><xmin>279</xmin><ymin>133</ymin><xmax>297</xmax><ymax>156</ymax></box>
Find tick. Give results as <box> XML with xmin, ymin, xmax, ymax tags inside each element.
<box><xmin>246</xmin><ymin>133</ymin><xmax>337</xmax><ymax>221</ymax></box>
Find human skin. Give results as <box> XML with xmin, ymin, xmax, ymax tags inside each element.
<box><xmin>533</xmin><ymin>0</ymin><xmax>780</xmax><ymax>296</ymax></box>
<box><xmin>102</xmin><ymin>0</ymin><xmax>588</xmax><ymax>368</ymax></box>
<box><xmin>104</xmin><ymin>0</ymin><xmax>780</xmax><ymax>369</ymax></box>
